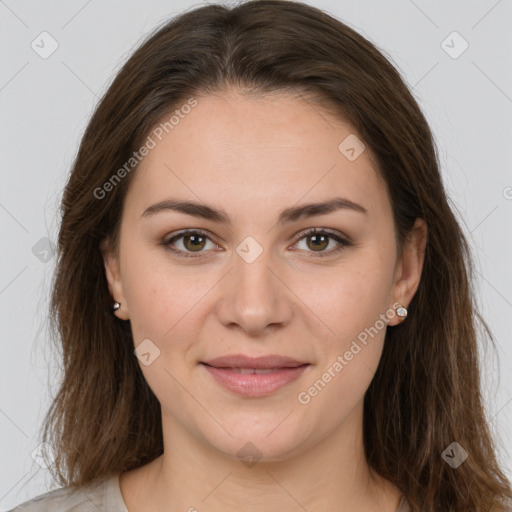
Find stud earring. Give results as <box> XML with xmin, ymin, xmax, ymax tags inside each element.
<box><xmin>113</xmin><ymin>301</ymin><xmax>120</xmax><ymax>312</ymax></box>
<box><xmin>396</xmin><ymin>304</ymin><xmax>408</xmax><ymax>320</ymax></box>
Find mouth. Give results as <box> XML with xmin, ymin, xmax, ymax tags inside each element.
<box><xmin>200</xmin><ymin>354</ymin><xmax>310</xmax><ymax>397</ymax></box>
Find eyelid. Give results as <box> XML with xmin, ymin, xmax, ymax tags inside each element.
<box><xmin>291</xmin><ymin>227</ymin><xmax>349</xmax><ymax>244</ymax></box>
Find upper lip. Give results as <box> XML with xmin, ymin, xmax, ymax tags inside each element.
<box><xmin>201</xmin><ymin>354</ymin><xmax>308</xmax><ymax>369</ymax></box>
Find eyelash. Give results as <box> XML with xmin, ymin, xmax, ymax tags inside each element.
<box><xmin>161</xmin><ymin>228</ymin><xmax>351</xmax><ymax>259</ymax></box>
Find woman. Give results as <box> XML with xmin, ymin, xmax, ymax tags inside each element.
<box><xmin>10</xmin><ymin>1</ymin><xmax>512</xmax><ymax>511</ymax></box>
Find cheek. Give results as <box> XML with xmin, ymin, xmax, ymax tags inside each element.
<box><xmin>122</xmin><ymin>254</ymin><xmax>209</xmax><ymax>417</ymax></box>
<box><xmin>298</xmin><ymin>254</ymin><xmax>394</xmax><ymax>339</ymax></box>
<box><xmin>295</xmin><ymin>249</ymin><xmax>394</xmax><ymax>393</ymax></box>
<box><xmin>296</xmin><ymin>266</ymin><xmax>392</xmax><ymax>418</ymax></box>
<box><xmin>121</xmin><ymin>244</ymin><xmax>205</xmax><ymax>340</ymax></box>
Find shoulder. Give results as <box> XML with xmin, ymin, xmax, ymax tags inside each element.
<box><xmin>7</xmin><ymin>474</ymin><xmax>126</xmax><ymax>512</ymax></box>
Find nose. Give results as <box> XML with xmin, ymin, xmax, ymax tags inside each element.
<box><xmin>214</xmin><ymin>244</ymin><xmax>294</xmax><ymax>336</ymax></box>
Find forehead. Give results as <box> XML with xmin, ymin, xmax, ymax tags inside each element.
<box><xmin>124</xmin><ymin>90</ymin><xmax>389</xmax><ymax>222</ymax></box>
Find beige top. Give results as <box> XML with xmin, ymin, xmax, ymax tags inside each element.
<box><xmin>9</xmin><ymin>474</ymin><xmax>411</xmax><ymax>511</ymax></box>
<box><xmin>9</xmin><ymin>475</ymin><xmax>129</xmax><ymax>512</ymax></box>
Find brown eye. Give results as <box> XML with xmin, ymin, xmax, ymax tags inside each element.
<box><xmin>163</xmin><ymin>230</ymin><xmax>218</xmax><ymax>257</ymax></box>
<box><xmin>182</xmin><ymin>233</ymin><xmax>207</xmax><ymax>252</ymax></box>
<box><xmin>306</xmin><ymin>233</ymin><xmax>330</xmax><ymax>251</ymax></box>
<box><xmin>293</xmin><ymin>228</ymin><xmax>350</xmax><ymax>258</ymax></box>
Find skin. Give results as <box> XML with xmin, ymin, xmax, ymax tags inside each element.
<box><xmin>103</xmin><ymin>88</ymin><xmax>427</xmax><ymax>512</ymax></box>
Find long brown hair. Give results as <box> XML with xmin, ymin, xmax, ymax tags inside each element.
<box><xmin>40</xmin><ymin>1</ymin><xmax>512</xmax><ymax>510</ymax></box>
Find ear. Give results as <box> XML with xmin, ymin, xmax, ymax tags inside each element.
<box><xmin>388</xmin><ymin>218</ymin><xmax>427</xmax><ymax>326</ymax></box>
<box><xmin>100</xmin><ymin>237</ymin><xmax>130</xmax><ymax>320</ymax></box>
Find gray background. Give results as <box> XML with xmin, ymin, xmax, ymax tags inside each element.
<box><xmin>1</xmin><ymin>0</ymin><xmax>511</xmax><ymax>508</ymax></box>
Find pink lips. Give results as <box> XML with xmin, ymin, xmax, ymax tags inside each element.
<box><xmin>201</xmin><ymin>354</ymin><xmax>310</xmax><ymax>397</ymax></box>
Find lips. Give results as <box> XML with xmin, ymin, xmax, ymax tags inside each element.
<box><xmin>200</xmin><ymin>354</ymin><xmax>310</xmax><ymax>397</ymax></box>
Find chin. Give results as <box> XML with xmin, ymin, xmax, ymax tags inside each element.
<box><xmin>203</xmin><ymin>417</ymin><xmax>312</xmax><ymax>465</ymax></box>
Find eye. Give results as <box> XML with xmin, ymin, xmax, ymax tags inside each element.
<box><xmin>162</xmin><ymin>229</ymin><xmax>220</xmax><ymax>258</ymax></box>
<box><xmin>291</xmin><ymin>228</ymin><xmax>350</xmax><ymax>258</ymax></box>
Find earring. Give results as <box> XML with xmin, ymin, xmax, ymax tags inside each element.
<box><xmin>113</xmin><ymin>301</ymin><xmax>120</xmax><ymax>312</ymax></box>
<box><xmin>396</xmin><ymin>304</ymin><xmax>408</xmax><ymax>320</ymax></box>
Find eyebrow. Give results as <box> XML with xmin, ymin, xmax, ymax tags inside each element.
<box><xmin>141</xmin><ymin>197</ymin><xmax>368</xmax><ymax>225</ymax></box>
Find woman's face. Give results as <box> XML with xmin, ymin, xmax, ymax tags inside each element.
<box><xmin>104</xmin><ymin>89</ymin><xmax>425</xmax><ymax>462</ymax></box>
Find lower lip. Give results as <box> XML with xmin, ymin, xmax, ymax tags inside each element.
<box><xmin>201</xmin><ymin>364</ymin><xmax>310</xmax><ymax>397</ymax></box>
